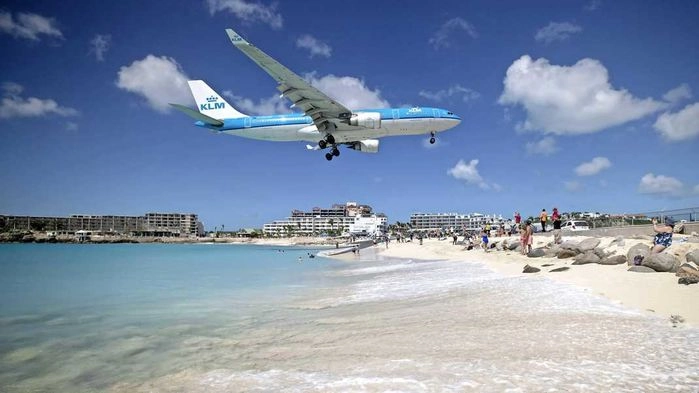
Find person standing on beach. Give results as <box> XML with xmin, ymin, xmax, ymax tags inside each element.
<box><xmin>552</xmin><ymin>207</ymin><xmax>562</xmax><ymax>244</ymax></box>
<box><xmin>526</xmin><ymin>221</ymin><xmax>534</xmax><ymax>253</ymax></box>
<box><xmin>539</xmin><ymin>209</ymin><xmax>548</xmax><ymax>233</ymax></box>
<box><xmin>519</xmin><ymin>223</ymin><xmax>528</xmax><ymax>255</ymax></box>
<box><xmin>481</xmin><ymin>230</ymin><xmax>489</xmax><ymax>252</ymax></box>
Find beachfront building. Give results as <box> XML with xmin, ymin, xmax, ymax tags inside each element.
<box><xmin>262</xmin><ymin>202</ymin><xmax>387</xmax><ymax>237</ymax></box>
<box><xmin>144</xmin><ymin>213</ymin><xmax>203</xmax><ymax>236</ymax></box>
<box><xmin>0</xmin><ymin>212</ymin><xmax>205</xmax><ymax>237</ymax></box>
<box><xmin>409</xmin><ymin>212</ymin><xmax>505</xmax><ymax>232</ymax></box>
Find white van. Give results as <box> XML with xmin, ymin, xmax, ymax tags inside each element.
<box><xmin>561</xmin><ymin>220</ymin><xmax>590</xmax><ymax>231</ymax></box>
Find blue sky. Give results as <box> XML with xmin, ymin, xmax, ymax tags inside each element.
<box><xmin>1</xmin><ymin>0</ymin><xmax>698</xmax><ymax>229</ymax></box>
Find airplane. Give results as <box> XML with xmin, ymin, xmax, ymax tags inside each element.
<box><xmin>171</xmin><ymin>28</ymin><xmax>461</xmax><ymax>161</ymax></box>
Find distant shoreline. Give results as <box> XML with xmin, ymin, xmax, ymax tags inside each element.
<box><xmin>0</xmin><ymin>232</ymin><xmax>348</xmax><ymax>247</ymax></box>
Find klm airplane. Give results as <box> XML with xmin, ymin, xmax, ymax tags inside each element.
<box><xmin>171</xmin><ymin>28</ymin><xmax>461</xmax><ymax>161</ymax></box>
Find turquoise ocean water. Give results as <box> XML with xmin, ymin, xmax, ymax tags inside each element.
<box><xmin>0</xmin><ymin>243</ymin><xmax>335</xmax><ymax>391</ymax></box>
<box><xmin>1</xmin><ymin>243</ymin><xmax>698</xmax><ymax>392</ymax></box>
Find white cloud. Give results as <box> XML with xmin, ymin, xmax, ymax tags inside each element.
<box><xmin>2</xmin><ymin>82</ymin><xmax>23</xmax><ymax>96</ymax></box>
<box><xmin>564</xmin><ymin>181</ymin><xmax>582</xmax><ymax>192</ymax></box>
<box><xmin>296</xmin><ymin>34</ymin><xmax>331</xmax><ymax>58</ymax></box>
<box><xmin>304</xmin><ymin>73</ymin><xmax>389</xmax><ymax>110</ymax></box>
<box><xmin>115</xmin><ymin>55</ymin><xmax>192</xmax><ymax>113</ymax></box>
<box><xmin>638</xmin><ymin>173</ymin><xmax>684</xmax><ymax>196</ymax></box>
<box><xmin>653</xmin><ymin>102</ymin><xmax>699</xmax><ymax>141</ymax></box>
<box><xmin>206</xmin><ymin>0</ymin><xmax>282</xmax><ymax>29</ymax></box>
<box><xmin>65</xmin><ymin>121</ymin><xmax>78</xmax><ymax>131</ymax></box>
<box><xmin>525</xmin><ymin>136</ymin><xmax>558</xmax><ymax>156</ymax></box>
<box><xmin>222</xmin><ymin>91</ymin><xmax>291</xmax><ymax>116</ymax></box>
<box><xmin>662</xmin><ymin>83</ymin><xmax>692</xmax><ymax>104</ymax></box>
<box><xmin>429</xmin><ymin>18</ymin><xmax>477</xmax><ymax>50</ymax></box>
<box><xmin>419</xmin><ymin>84</ymin><xmax>480</xmax><ymax>103</ymax></box>
<box><xmin>89</xmin><ymin>34</ymin><xmax>111</xmax><ymax>62</ymax></box>
<box><xmin>499</xmin><ymin>55</ymin><xmax>666</xmax><ymax>135</ymax></box>
<box><xmin>535</xmin><ymin>22</ymin><xmax>582</xmax><ymax>44</ymax></box>
<box><xmin>0</xmin><ymin>11</ymin><xmax>63</xmax><ymax>41</ymax></box>
<box><xmin>0</xmin><ymin>82</ymin><xmax>78</xmax><ymax>119</ymax></box>
<box><xmin>575</xmin><ymin>156</ymin><xmax>611</xmax><ymax>176</ymax></box>
<box><xmin>447</xmin><ymin>159</ymin><xmax>497</xmax><ymax>190</ymax></box>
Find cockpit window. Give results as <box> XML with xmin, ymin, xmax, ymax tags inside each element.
<box><xmin>447</xmin><ymin>112</ymin><xmax>453</xmax><ymax>115</ymax></box>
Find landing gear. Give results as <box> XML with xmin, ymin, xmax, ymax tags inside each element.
<box><xmin>429</xmin><ymin>131</ymin><xmax>436</xmax><ymax>144</ymax></box>
<box><xmin>318</xmin><ymin>134</ymin><xmax>340</xmax><ymax>161</ymax></box>
<box><xmin>318</xmin><ymin>134</ymin><xmax>335</xmax><ymax>150</ymax></box>
<box><xmin>324</xmin><ymin>146</ymin><xmax>340</xmax><ymax>161</ymax></box>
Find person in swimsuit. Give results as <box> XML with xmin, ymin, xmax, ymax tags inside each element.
<box><xmin>652</xmin><ymin>217</ymin><xmax>674</xmax><ymax>253</ymax></box>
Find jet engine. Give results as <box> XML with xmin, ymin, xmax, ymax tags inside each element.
<box><xmin>349</xmin><ymin>112</ymin><xmax>381</xmax><ymax>129</ymax></box>
<box><xmin>348</xmin><ymin>139</ymin><xmax>379</xmax><ymax>153</ymax></box>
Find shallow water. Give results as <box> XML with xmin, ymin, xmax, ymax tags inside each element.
<box><xmin>1</xmin><ymin>244</ymin><xmax>697</xmax><ymax>392</ymax></box>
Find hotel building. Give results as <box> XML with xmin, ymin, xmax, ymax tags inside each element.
<box><xmin>409</xmin><ymin>212</ymin><xmax>506</xmax><ymax>232</ymax></box>
<box><xmin>263</xmin><ymin>202</ymin><xmax>387</xmax><ymax>236</ymax></box>
<box><xmin>0</xmin><ymin>212</ymin><xmax>204</xmax><ymax>237</ymax></box>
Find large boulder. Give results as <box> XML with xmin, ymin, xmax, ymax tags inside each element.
<box><xmin>678</xmin><ymin>276</ymin><xmax>699</xmax><ymax>285</ymax></box>
<box><xmin>576</xmin><ymin>238</ymin><xmax>601</xmax><ymax>253</ymax></box>
<box><xmin>609</xmin><ymin>236</ymin><xmax>625</xmax><ymax>247</ymax></box>
<box><xmin>545</xmin><ymin>245</ymin><xmax>562</xmax><ymax>257</ymax></box>
<box><xmin>673</xmin><ymin>223</ymin><xmax>684</xmax><ymax>234</ymax></box>
<box><xmin>560</xmin><ymin>241</ymin><xmax>579</xmax><ymax>250</ymax></box>
<box><xmin>527</xmin><ymin>248</ymin><xmax>546</xmax><ymax>258</ymax></box>
<box><xmin>593</xmin><ymin>247</ymin><xmax>609</xmax><ymax>259</ymax></box>
<box><xmin>557</xmin><ymin>249</ymin><xmax>579</xmax><ymax>259</ymax></box>
<box><xmin>627</xmin><ymin>243</ymin><xmax>650</xmax><ymax>266</ymax></box>
<box><xmin>550</xmin><ymin>267</ymin><xmax>570</xmax><ymax>272</ymax></box>
<box><xmin>600</xmin><ymin>255</ymin><xmax>627</xmax><ymax>265</ymax></box>
<box><xmin>628</xmin><ymin>266</ymin><xmax>656</xmax><ymax>273</ymax></box>
<box><xmin>642</xmin><ymin>253</ymin><xmax>680</xmax><ymax>272</ymax></box>
<box><xmin>572</xmin><ymin>251</ymin><xmax>601</xmax><ymax>265</ymax></box>
<box><xmin>686</xmin><ymin>250</ymin><xmax>699</xmax><ymax>264</ymax></box>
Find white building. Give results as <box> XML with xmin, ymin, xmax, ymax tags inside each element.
<box><xmin>263</xmin><ymin>202</ymin><xmax>386</xmax><ymax>237</ymax></box>
<box><xmin>409</xmin><ymin>212</ymin><xmax>505</xmax><ymax>232</ymax></box>
<box><xmin>348</xmin><ymin>215</ymin><xmax>388</xmax><ymax>235</ymax></box>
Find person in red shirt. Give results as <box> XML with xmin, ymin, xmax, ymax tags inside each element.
<box><xmin>552</xmin><ymin>207</ymin><xmax>562</xmax><ymax>244</ymax></box>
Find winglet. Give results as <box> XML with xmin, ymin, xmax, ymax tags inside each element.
<box><xmin>225</xmin><ymin>28</ymin><xmax>249</xmax><ymax>47</ymax></box>
<box><xmin>170</xmin><ymin>104</ymin><xmax>224</xmax><ymax>127</ymax></box>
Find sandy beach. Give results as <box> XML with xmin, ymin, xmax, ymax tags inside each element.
<box><xmin>376</xmin><ymin>232</ymin><xmax>699</xmax><ymax>327</ymax></box>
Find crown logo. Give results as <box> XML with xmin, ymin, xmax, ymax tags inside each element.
<box><xmin>206</xmin><ymin>96</ymin><xmax>218</xmax><ymax>102</ymax></box>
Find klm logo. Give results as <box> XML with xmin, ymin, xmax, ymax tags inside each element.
<box><xmin>200</xmin><ymin>95</ymin><xmax>225</xmax><ymax>111</ymax></box>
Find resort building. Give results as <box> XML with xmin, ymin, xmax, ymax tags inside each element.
<box><xmin>409</xmin><ymin>212</ymin><xmax>506</xmax><ymax>232</ymax></box>
<box><xmin>263</xmin><ymin>202</ymin><xmax>387</xmax><ymax>237</ymax></box>
<box><xmin>0</xmin><ymin>212</ymin><xmax>204</xmax><ymax>237</ymax></box>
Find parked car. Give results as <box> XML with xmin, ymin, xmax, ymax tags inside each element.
<box><xmin>561</xmin><ymin>220</ymin><xmax>590</xmax><ymax>231</ymax></box>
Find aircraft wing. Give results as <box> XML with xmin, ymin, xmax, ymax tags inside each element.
<box><xmin>225</xmin><ymin>28</ymin><xmax>354</xmax><ymax>132</ymax></box>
